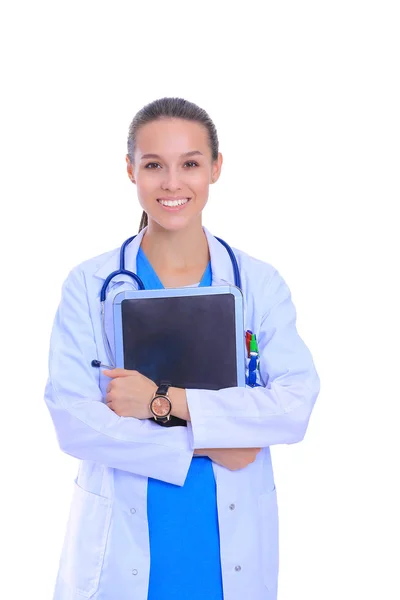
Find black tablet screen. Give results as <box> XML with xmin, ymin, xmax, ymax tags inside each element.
<box><xmin>121</xmin><ymin>293</ymin><xmax>238</xmax><ymax>391</ymax></box>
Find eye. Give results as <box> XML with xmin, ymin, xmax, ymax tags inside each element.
<box><xmin>144</xmin><ymin>162</ymin><xmax>160</xmax><ymax>169</ymax></box>
<box><xmin>184</xmin><ymin>161</ymin><xmax>199</xmax><ymax>168</ymax></box>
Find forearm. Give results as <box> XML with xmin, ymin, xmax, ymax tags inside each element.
<box><xmin>170</xmin><ymin>386</ymin><xmax>191</xmax><ymax>422</ymax></box>
<box><xmin>186</xmin><ymin>376</ymin><xmax>320</xmax><ymax>449</ymax></box>
<box><xmin>45</xmin><ymin>378</ymin><xmax>194</xmax><ymax>486</ymax></box>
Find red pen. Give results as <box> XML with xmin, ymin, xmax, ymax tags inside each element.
<box><xmin>245</xmin><ymin>330</ymin><xmax>253</xmax><ymax>357</ymax></box>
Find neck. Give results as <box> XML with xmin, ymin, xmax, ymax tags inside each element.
<box><xmin>140</xmin><ymin>218</ymin><xmax>210</xmax><ymax>270</ymax></box>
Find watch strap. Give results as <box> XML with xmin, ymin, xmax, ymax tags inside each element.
<box><xmin>156</xmin><ymin>381</ymin><xmax>171</xmax><ymax>396</ymax></box>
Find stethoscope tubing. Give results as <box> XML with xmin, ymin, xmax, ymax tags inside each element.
<box><xmin>98</xmin><ymin>234</ymin><xmax>241</xmax><ymax>369</ymax></box>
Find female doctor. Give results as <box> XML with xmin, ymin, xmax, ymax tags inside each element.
<box><xmin>44</xmin><ymin>96</ymin><xmax>320</xmax><ymax>600</ymax></box>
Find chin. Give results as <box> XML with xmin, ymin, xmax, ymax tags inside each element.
<box><xmin>148</xmin><ymin>211</ymin><xmax>202</xmax><ymax>232</ymax></box>
<box><xmin>158</xmin><ymin>217</ymin><xmax>194</xmax><ymax>231</ymax></box>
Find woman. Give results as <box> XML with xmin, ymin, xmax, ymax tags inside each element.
<box><xmin>45</xmin><ymin>97</ymin><xmax>320</xmax><ymax>600</ymax></box>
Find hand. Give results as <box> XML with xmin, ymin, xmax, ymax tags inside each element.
<box><xmin>195</xmin><ymin>448</ymin><xmax>262</xmax><ymax>470</ymax></box>
<box><xmin>103</xmin><ymin>368</ymin><xmax>157</xmax><ymax>419</ymax></box>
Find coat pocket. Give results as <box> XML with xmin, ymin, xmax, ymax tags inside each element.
<box><xmin>259</xmin><ymin>487</ymin><xmax>279</xmax><ymax>591</ymax></box>
<box><xmin>58</xmin><ymin>478</ymin><xmax>112</xmax><ymax>598</ymax></box>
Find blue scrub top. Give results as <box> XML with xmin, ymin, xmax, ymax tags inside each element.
<box><xmin>136</xmin><ymin>247</ymin><xmax>224</xmax><ymax>600</ymax></box>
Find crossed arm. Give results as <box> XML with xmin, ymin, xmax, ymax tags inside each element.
<box><xmin>103</xmin><ymin>367</ymin><xmax>261</xmax><ymax>471</ymax></box>
<box><xmin>45</xmin><ymin>266</ymin><xmax>319</xmax><ymax>485</ymax></box>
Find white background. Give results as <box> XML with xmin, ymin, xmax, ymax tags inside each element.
<box><xmin>0</xmin><ymin>1</ymin><xmax>399</xmax><ymax>598</ymax></box>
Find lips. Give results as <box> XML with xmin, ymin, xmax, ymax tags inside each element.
<box><xmin>157</xmin><ymin>197</ymin><xmax>191</xmax><ymax>208</ymax></box>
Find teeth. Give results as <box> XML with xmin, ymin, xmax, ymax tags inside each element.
<box><xmin>159</xmin><ymin>198</ymin><xmax>189</xmax><ymax>207</ymax></box>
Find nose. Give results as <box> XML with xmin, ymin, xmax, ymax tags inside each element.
<box><xmin>161</xmin><ymin>167</ymin><xmax>182</xmax><ymax>192</ymax></box>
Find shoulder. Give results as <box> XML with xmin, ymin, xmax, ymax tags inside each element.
<box><xmin>232</xmin><ymin>245</ymin><xmax>294</xmax><ymax>317</ymax></box>
<box><xmin>63</xmin><ymin>246</ymin><xmax>120</xmax><ymax>288</ymax></box>
<box><xmin>232</xmin><ymin>245</ymin><xmax>278</xmax><ymax>287</ymax></box>
<box><xmin>76</xmin><ymin>247</ymin><xmax>119</xmax><ymax>274</ymax></box>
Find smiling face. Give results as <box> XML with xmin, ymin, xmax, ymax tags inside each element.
<box><xmin>126</xmin><ymin>118</ymin><xmax>222</xmax><ymax>232</ymax></box>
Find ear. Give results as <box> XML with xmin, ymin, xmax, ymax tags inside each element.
<box><xmin>126</xmin><ymin>154</ymin><xmax>136</xmax><ymax>184</ymax></box>
<box><xmin>211</xmin><ymin>152</ymin><xmax>223</xmax><ymax>184</ymax></box>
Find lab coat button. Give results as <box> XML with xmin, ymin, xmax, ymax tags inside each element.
<box><xmin>235</xmin><ymin>565</ymin><xmax>241</xmax><ymax>572</ymax></box>
<box><xmin>132</xmin><ymin>569</ymin><xmax>138</xmax><ymax>576</ymax></box>
<box><xmin>229</xmin><ymin>503</ymin><xmax>235</xmax><ymax>510</ymax></box>
<box><xmin>130</xmin><ymin>508</ymin><xmax>136</xmax><ymax>514</ymax></box>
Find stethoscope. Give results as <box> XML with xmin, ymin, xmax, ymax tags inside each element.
<box><xmin>91</xmin><ymin>234</ymin><xmax>242</xmax><ymax>371</ymax></box>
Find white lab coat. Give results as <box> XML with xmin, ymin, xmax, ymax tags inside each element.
<box><xmin>44</xmin><ymin>226</ymin><xmax>320</xmax><ymax>600</ymax></box>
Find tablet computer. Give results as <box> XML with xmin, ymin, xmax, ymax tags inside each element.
<box><xmin>113</xmin><ymin>286</ymin><xmax>246</xmax><ymax>426</ymax></box>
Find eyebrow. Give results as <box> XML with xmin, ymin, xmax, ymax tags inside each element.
<box><xmin>140</xmin><ymin>150</ymin><xmax>204</xmax><ymax>160</ymax></box>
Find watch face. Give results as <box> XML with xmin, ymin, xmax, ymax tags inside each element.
<box><xmin>151</xmin><ymin>396</ymin><xmax>170</xmax><ymax>417</ymax></box>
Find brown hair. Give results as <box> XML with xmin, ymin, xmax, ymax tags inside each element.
<box><xmin>127</xmin><ymin>97</ymin><xmax>219</xmax><ymax>232</ymax></box>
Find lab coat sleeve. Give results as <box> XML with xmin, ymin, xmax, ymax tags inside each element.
<box><xmin>186</xmin><ymin>268</ymin><xmax>321</xmax><ymax>448</ymax></box>
<box><xmin>44</xmin><ymin>267</ymin><xmax>193</xmax><ymax>486</ymax></box>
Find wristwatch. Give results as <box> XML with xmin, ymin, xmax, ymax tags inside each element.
<box><xmin>149</xmin><ymin>381</ymin><xmax>172</xmax><ymax>423</ymax></box>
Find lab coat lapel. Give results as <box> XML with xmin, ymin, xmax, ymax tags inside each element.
<box><xmin>93</xmin><ymin>228</ymin><xmax>147</xmax><ymax>364</ymax></box>
<box><xmin>203</xmin><ymin>227</ymin><xmax>237</xmax><ymax>287</ymax></box>
<box><xmin>93</xmin><ymin>228</ymin><xmax>147</xmax><ymax>288</ymax></box>
<box><xmin>204</xmin><ymin>227</ymin><xmax>248</xmax><ymax>382</ymax></box>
